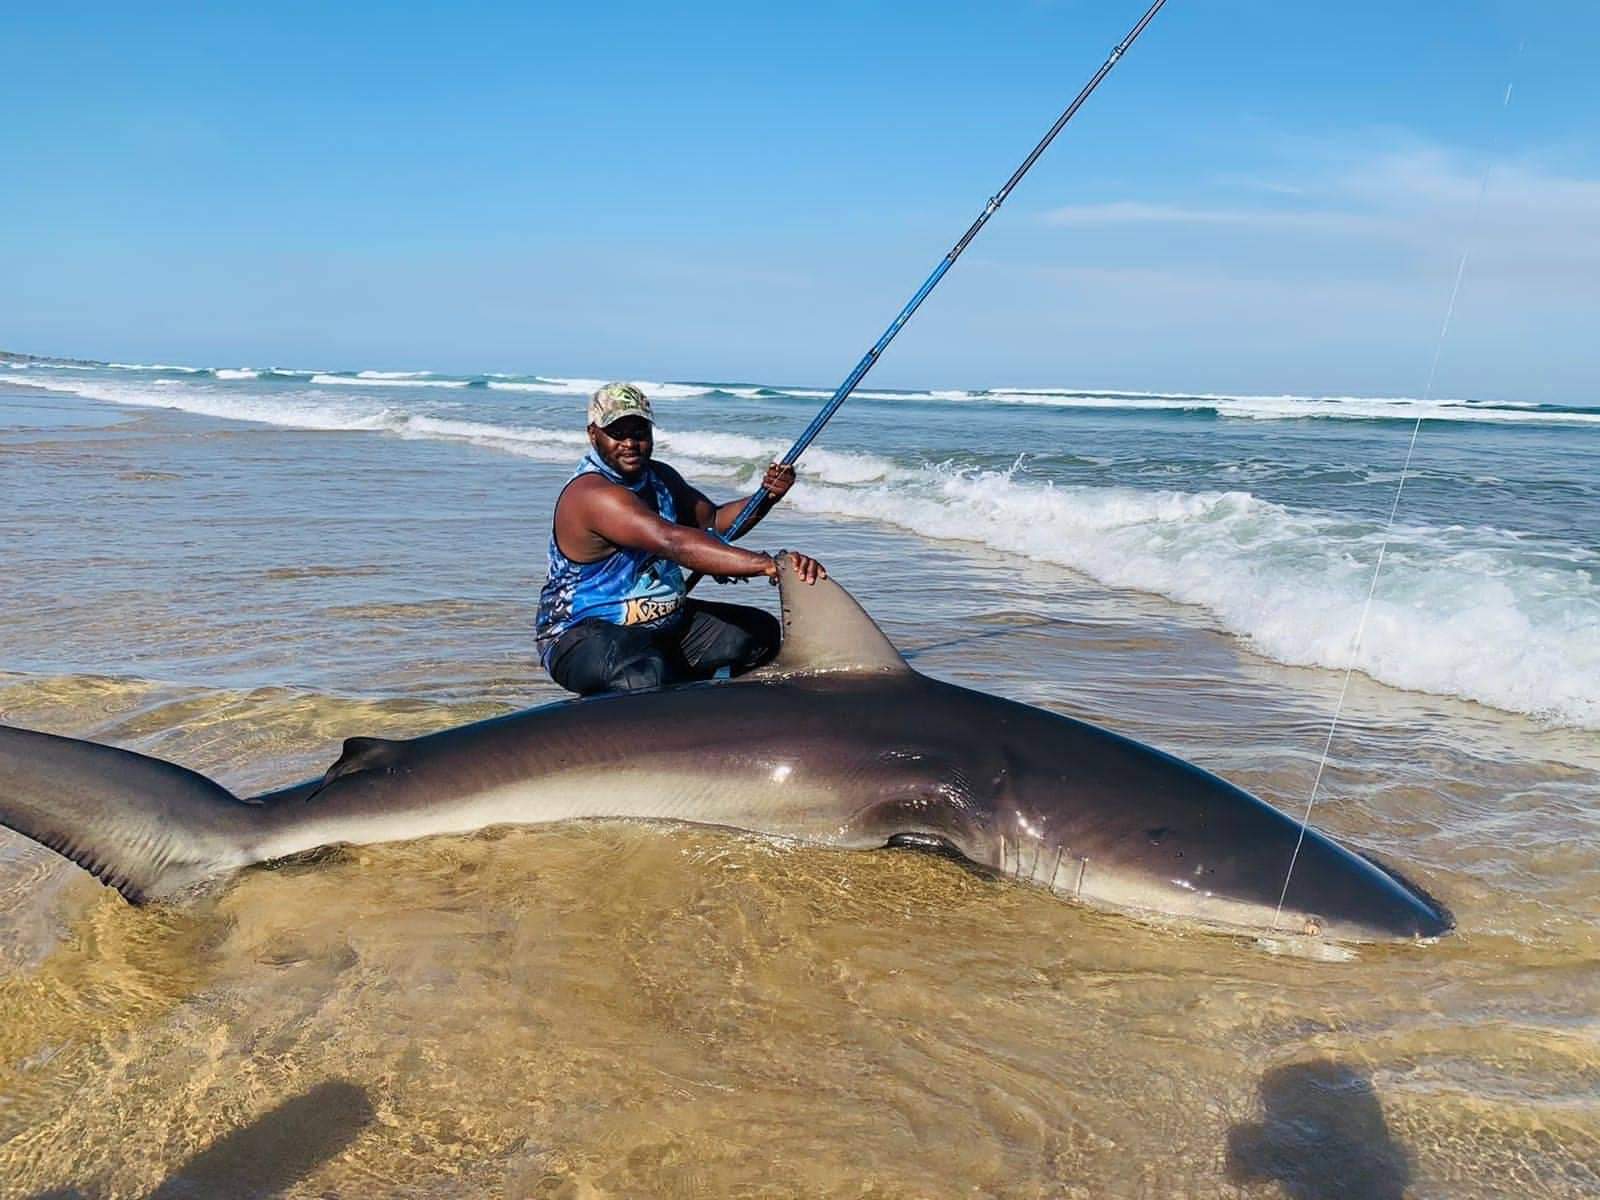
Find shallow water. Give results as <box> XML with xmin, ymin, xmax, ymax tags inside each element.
<box><xmin>0</xmin><ymin>383</ymin><xmax>1596</xmax><ymax>1197</ymax></box>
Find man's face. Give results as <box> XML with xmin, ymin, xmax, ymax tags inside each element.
<box><xmin>589</xmin><ymin>416</ymin><xmax>653</xmax><ymax>479</ymax></box>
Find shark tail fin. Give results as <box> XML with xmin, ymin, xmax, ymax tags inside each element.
<box><xmin>0</xmin><ymin>722</ymin><xmax>259</xmax><ymax>904</ymax></box>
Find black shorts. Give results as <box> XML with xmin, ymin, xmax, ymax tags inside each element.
<box><xmin>545</xmin><ymin>599</ymin><xmax>781</xmax><ymax>697</ymax></box>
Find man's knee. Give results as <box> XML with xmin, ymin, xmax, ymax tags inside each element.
<box><xmin>606</xmin><ymin>646</ymin><xmax>670</xmax><ymax>693</ymax></box>
<box><xmin>739</xmin><ymin>608</ymin><xmax>782</xmax><ymax>669</ymax></box>
<box><xmin>692</xmin><ymin>604</ymin><xmax>780</xmax><ymax>674</ymax></box>
<box><xmin>548</xmin><ymin>622</ymin><xmax>670</xmax><ymax>696</ymax></box>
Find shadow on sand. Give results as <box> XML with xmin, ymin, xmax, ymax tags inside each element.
<box><xmin>28</xmin><ymin>1079</ymin><xmax>375</xmax><ymax>1200</ymax></box>
<box><xmin>1227</xmin><ymin>1059</ymin><xmax>1411</xmax><ymax>1199</ymax></box>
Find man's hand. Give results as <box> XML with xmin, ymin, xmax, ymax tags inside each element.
<box><xmin>764</xmin><ymin>551</ymin><xmax>827</xmax><ymax>586</ymax></box>
<box><xmin>762</xmin><ymin>462</ymin><xmax>797</xmax><ymax>499</ymax></box>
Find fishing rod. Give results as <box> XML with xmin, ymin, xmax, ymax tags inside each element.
<box><xmin>690</xmin><ymin>0</ymin><xmax>1170</xmax><ymax>589</ymax></box>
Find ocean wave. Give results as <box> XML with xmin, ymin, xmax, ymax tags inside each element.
<box><xmin>12</xmin><ymin>375</ymin><xmax>397</xmax><ymax>431</ymax></box>
<box><xmin>785</xmin><ymin>467</ymin><xmax>1600</xmax><ymax>729</ymax></box>
<box><xmin>20</xmin><ymin>368</ymin><xmax>1598</xmax><ymax>728</ymax></box>
<box><xmin>974</xmin><ymin>389</ymin><xmax>1600</xmax><ymax>426</ymax></box>
<box><xmin>525</xmin><ymin>376</ymin><xmax>611</xmax><ymax>395</ymax></box>
<box><xmin>53</xmin><ymin>363</ymin><xmax>1572</xmax><ymax>430</ymax></box>
<box><xmin>310</xmin><ymin>373</ymin><xmax>470</xmax><ymax>390</ymax></box>
<box><xmin>512</xmin><ymin>376</ymin><xmax>719</xmax><ymax>400</ymax></box>
<box><xmin>651</xmin><ymin>431</ymin><xmax>899</xmax><ymax>486</ymax></box>
<box><xmin>1209</xmin><ymin>395</ymin><xmax>1600</xmax><ymax>425</ymax></box>
<box><xmin>485</xmin><ymin>380</ymin><xmax>580</xmax><ymax>395</ymax></box>
<box><xmin>742</xmin><ymin>383</ymin><xmax>1600</xmax><ymax>426</ymax></box>
<box><xmin>639</xmin><ymin>381</ymin><xmax>719</xmax><ymax>399</ymax></box>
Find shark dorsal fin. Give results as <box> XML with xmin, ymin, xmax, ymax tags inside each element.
<box><xmin>752</xmin><ymin>556</ymin><xmax>908</xmax><ymax>678</ymax></box>
<box><xmin>321</xmin><ymin>736</ymin><xmax>407</xmax><ymax>787</ymax></box>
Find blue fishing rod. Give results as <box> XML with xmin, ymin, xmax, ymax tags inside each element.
<box><xmin>692</xmin><ymin>0</ymin><xmax>1170</xmax><ymax>588</ymax></box>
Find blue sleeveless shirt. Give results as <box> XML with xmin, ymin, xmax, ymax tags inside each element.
<box><xmin>536</xmin><ymin>451</ymin><xmax>688</xmax><ymax>665</ymax></box>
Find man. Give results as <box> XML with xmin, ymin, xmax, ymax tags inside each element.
<box><xmin>536</xmin><ymin>382</ymin><xmax>826</xmax><ymax>696</ymax></box>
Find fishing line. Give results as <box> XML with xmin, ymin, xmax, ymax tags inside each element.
<box><xmin>1272</xmin><ymin>53</ymin><xmax>1522</xmax><ymax>931</ymax></box>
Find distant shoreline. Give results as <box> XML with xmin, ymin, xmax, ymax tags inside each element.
<box><xmin>0</xmin><ymin>349</ymin><xmax>103</xmax><ymax>368</ymax></box>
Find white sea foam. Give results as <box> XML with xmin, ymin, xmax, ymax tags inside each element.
<box><xmin>517</xmin><ymin>376</ymin><xmax>718</xmax><ymax>400</ymax></box>
<box><xmin>356</xmin><ymin>370</ymin><xmax>433</xmax><ymax>379</ymax></box>
<box><xmin>975</xmin><ymin>389</ymin><xmax>1600</xmax><ymax>426</ymax></box>
<box><xmin>214</xmin><ymin>368</ymin><xmax>260</xmax><ymax>380</ymax></box>
<box><xmin>13</xmin><ymin>375</ymin><xmax>393</xmax><ymax>431</ymax></box>
<box><xmin>638</xmin><ymin>380</ymin><xmax>718</xmax><ymax>399</ymax></box>
<box><xmin>107</xmin><ymin>362</ymin><xmax>204</xmax><ymax>373</ymax></box>
<box><xmin>1209</xmin><ymin>394</ymin><xmax>1600</xmax><ymax>425</ymax></box>
<box><xmin>784</xmin><ymin>467</ymin><xmax>1600</xmax><ymax>729</ymax></box>
<box><xmin>773</xmin><ymin>387</ymin><xmax>917</xmax><ymax>400</ymax></box>
<box><xmin>986</xmin><ymin>392</ymin><xmax>1214</xmax><ymax>414</ymax></box>
<box><xmin>752</xmin><ymin>382</ymin><xmax>1600</xmax><ymax>426</ymax></box>
<box><xmin>485</xmin><ymin>381</ymin><xmax>572</xmax><ymax>394</ymax></box>
<box><xmin>385</xmin><ymin>415</ymin><xmax>589</xmax><ymax>465</ymax></box>
<box><xmin>310</xmin><ymin>373</ymin><xmax>470</xmax><ymax>389</ymax></box>
<box><xmin>653</xmin><ymin>430</ymin><xmax>901</xmax><ymax>486</ymax></box>
<box><xmin>656</xmin><ymin>430</ymin><xmax>770</xmax><ymax>459</ymax></box>
<box><xmin>528</xmin><ymin>376</ymin><xmax>611</xmax><ymax>395</ymax></box>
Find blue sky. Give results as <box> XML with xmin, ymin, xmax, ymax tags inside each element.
<box><xmin>5</xmin><ymin>1</ymin><xmax>1597</xmax><ymax>400</ymax></box>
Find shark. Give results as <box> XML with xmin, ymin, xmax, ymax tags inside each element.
<box><xmin>0</xmin><ymin>558</ymin><xmax>1451</xmax><ymax>943</ymax></box>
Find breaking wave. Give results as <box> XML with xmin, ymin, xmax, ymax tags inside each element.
<box><xmin>784</xmin><ymin>468</ymin><xmax>1600</xmax><ymax>729</ymax></box>
<box><xmin>310</xmin><ymin>373</ymin><xmax>471</xmax><ymax>389</ymax></box>
<box><xmin>12</xmin><ymin>356</ymin><xmax>1598</xmax><ymax>425</ymax></box>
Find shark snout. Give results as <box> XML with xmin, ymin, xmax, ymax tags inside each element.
<box><xmin>1272</xmin><ymin>832</ymin><xmax>1453</xmax><ymax>942</ymax></box>
<box><xmin>987</xmin><ymin>795</ymin><xmax>1452</xmax><ymax>944</ymax></box>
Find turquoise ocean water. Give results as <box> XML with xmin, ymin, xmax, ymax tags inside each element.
<box><xmin>7</xmin><ymin>358</ymin><xmax>1597</xmax><ymax>729</ymax></box>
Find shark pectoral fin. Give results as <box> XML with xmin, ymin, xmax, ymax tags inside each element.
<box><xmin>318</xmin><ymin>737</ymin><xmax>407</xmax><ymax>790</ymax></box>
<box><xmin>750</xmin><ymin>556</ymin><xmax>910</xmax><ymax>678</ymax></box>
<box><xmin>886</xmin><ymin>831</ymin><xmax>964</xmax><ymax>859</ymax></box>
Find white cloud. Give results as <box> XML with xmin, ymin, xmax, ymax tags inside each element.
<box><xmin>1045</xmin><ymin>200</ymin><xmax>1383</xmax><ymax>236</ymax></box>
<box><xmin>1041</xmin><ymin>147</ymin><xmax>1600</xmax><ymax>289</ymax></box>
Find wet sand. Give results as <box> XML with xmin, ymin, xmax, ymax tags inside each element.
<box><xmin>1</xmin><ymin>386</ymin><xmax>1596</xmax><ymax>1197</ymax></box>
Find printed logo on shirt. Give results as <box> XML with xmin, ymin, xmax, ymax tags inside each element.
<box><xmin>624</xmin><ymin>594</ymin><xmax>683</xmax><ymax>626</ymax></box>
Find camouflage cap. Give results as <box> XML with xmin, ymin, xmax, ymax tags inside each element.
<box><xmin>588</xmin><ymin>382</ymin><xmax>653</xmax><ymax>429</ymax></box>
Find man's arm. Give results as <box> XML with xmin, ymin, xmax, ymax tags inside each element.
<box><xmin>574</xmin><ymin>477</ymin><xmax>779</xmax><ymax>580</ymax></box>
